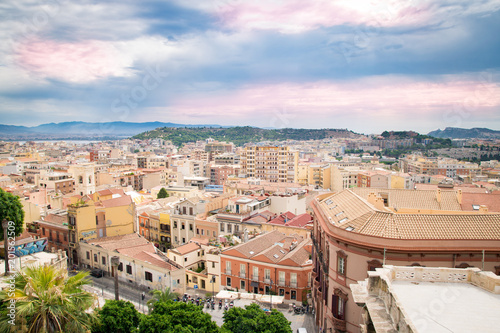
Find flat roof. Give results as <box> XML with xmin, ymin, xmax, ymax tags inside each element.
<box><xmin>391</xmin><ymin>281</ymin><xmax>500</xmax><ymax>333</ymax></box>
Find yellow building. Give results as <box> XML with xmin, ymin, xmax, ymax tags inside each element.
<box><xmin>68</xmin><ymin>189</ymin><xmax>135</xmax><ymax>265</ymax></box>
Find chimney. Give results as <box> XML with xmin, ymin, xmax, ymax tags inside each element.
<box><xmin>456</xmin><ymin>189</ymin><xmax>462</xmax><ymax>204</ymax></box>
<box><xmin>479</xmin><ymin>205</ymin><xmax>489</xmax><ymax>213</ymax></box>
<box><xmin>436</xmin><ymin>189</ymin><xmax>441</xmax><ymax>203</ymax></box>
<box><xmin>367</xmin><ymin>192</ymin><xmax>377</xmax><ymax>206</ymax></box>
<box><xmin>374</xmin><ymin>197</ymin><xmax>385</xmax><ymax>210</ymax></box>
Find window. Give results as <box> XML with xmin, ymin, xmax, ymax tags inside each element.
<box><xmin>337</xmin><ymin>251</ymin><xmax>347</xmax><ymax>276</ymax></box>
<box><xmin>189</xmin><ymin>224</ymin><xmax>193</xmax><ymax>231</ymax></box>
<box><xmin>181</xmin><ymin>223</ymin><xmax>185</xmax><ymax>230</ymax></box>
<box><xmin>213</xmin><ymin>231</ymin><xmax>216</xmax><ymax>237</ymax></box>
<box><xmin>367</xmin><ymin>259</ymin><xmax>382</xmax><ymax>272</ymax></box>
<box><xmin>264</xmin><ymin>269</ymin><xmax>271</xmax><ymax>280</ymax></box>
<box><xmin>86</xmin><ymin>251</ymin><xmax>90</xmax><ymax>260</ymax></box>
<box><xmin>193</xmin><ymin>276</ymin><xmax>198</xmax><ymax>283</ymax></box>
<box><xmin>42</xmin><ymin>228</ymin><xmax>45</xmax><ymax>235</ymax></box>
<box><xmin>184</xmin><ymin>257</ymin><xmax>187</xmax><ymax>262</ymax></box>
<box><xmin>290</xmin><ymin>273</ymin><xmax>297</xmax><ymax>287</ymax></box>
<box><xmin>279</xmin><ymin>288</ymin><xmax>285</xmax><ymax>296</ymax></box>
<box><xmin>175</xmin><ymin>236</ymin><xmax>178</xmax><ymax>242</ymax></box>
<box><xmin>173</xmin><ymin>256</ymin><xmax>176</xmax><ymax>262</ymax></box>
<box><xmin>182</xmin><ymin>237</ymin><xmax>185</xmax><ymax>243</ymax></box>
<box><xmin>226</xmin><ymin>261</ymin><xmax>231</xmax><ymax>274</ymax></box>
<box><xmin>174</xmin><ymin>221</ymin><xmax>177</xmax><ymax>228</ymax></box>
<box><xmin>201</xmin><ymin>229</ymin><xmax>204</xmax><ymax>236</ymax></box>
<box><xmin>196</xmin><ymin>228</ymin><xmax>199</xmax><ymax>235</ymax></box>
<box><xmin>240</xmin><ymin>264</ymin><xmax>246</xmax><ymax>276</ymax></box>
<box><xmin>240</xmin><ymin>280</ymin><xmax>245</xmax><ymax>290</ymax></box>
<box><xmin>291</xmin><ymin>290</ymin><xmax>297</xmax><ymax>300</ymax></box>
<box><xmin>118</xmin><ymin>263</ymin><xmax>123</xmax><ymax>271</ymax></box>
<box><xmin>94</xmin><ymin>254</ymin><xmax>98</xmax><ymax>262</ymax></box>
<box><xmin>332</xmin><ymin>289</ymin><xmax>348</xmax><ymax>320</ymax></box>
<box><xmin>220</xmin><ymin>224</ymin><xmax>225</xmax><ymax>232</ymax></box>
<box><xmin>253</xmin><ymin>266</ymin><xmax>258</xmax><ymax>280</ymax></box>
<box><xmin>189</xmin><ymin>207</ymin><xmax>193</xmax><ymax>215</ymax></box>
<box><xmin>212</xmin><ymin>262</ymin><xmax>215</xmax><ymax>268</ymax></box>
<box><xmin>183</xmin><ymin>207</ymin><xmax>186</xmax><ymax>214</ymax></box>
<box><xmin>226</xmin><ymin>277</ymin><xmax>231</xmax><ymax>287</ymax></box>
<box><xmin>227</xmin><ymin>224</ymin><xmax>232</xmax><ymax>233</ymax></box>
<box><xmin>201</xmin><ymin>279</ymin><xmax>206</xmax><ymax>289</ymax></box>
<box><xmin>102</xmin><ymin>256</ymin><xmax>106</xmax><ymax>265</ymax></box>
<box><xmin>126</xmin><ymin>265</ymin><xmax>132</xmax><ymax>274</ymax></box>
<box><xmin>279</xmin><ymin>271</ymin><xmax>285</xmax><ymax>286</ymax></box>
<box><xmin>96</xmin><ymin>216</ymin><xmax>98</xmax><ymax>225</ymax></box>
<box><xmin>145</xmin><ymin>271</ymin><xmax>153</xmax><ymax>282</ymax></box>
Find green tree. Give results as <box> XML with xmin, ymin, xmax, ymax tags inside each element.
<box><xmin>0</xmin><ymin>265</ymin><xmax>97</xmax><ymax>332</ymax></box>
<box><xmin>139</xmin><ymin>301</ymin><xmax>219</xmax><ymax>333</ymax></box>
<box><xmin>93</xmin><ymin>300</ymin><xmax>141</xmax><ymax>333</ymax></box>
<box><xmin>0</xmin><ymin>188</ymin><xmax>25</xmax><ymax>240</ymax></box>
<box><xmin>222</xmin><ymin>303</ymin><xmax>292</xmax><ymax>333</ymax></box>
<box><xmin>157</xmin><ymin>188</ymin><xmax>169</xmax><ymax>199</ymax></box>
<box><xmin>146</xmin><ymin>287</ymin><xmax>179</xmax><ymax>312</ymax></box>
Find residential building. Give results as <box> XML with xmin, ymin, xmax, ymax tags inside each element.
<box><xmin>79</xmin><ymin>233</ymin><xmax>184</xmax><ymax>293</ymax></box>
<box><xmin>67</xmin><ymin>189</ymin><xmax>135</xmax><ymax>265</ymax></box>
<box><xmin>310</xmin><ymin>188</ymin><xmax>500</xmax><ymax>333</ymax></box>
<box><xmin>221</xmin><ymin>230</ymin><xmax>312</xmax><ymax>302</ymax></box>
<box><xmin>37</xmin><ymin>171</ymin><xmax>75</xmax><ymax>194</ymax></box>
<box><xmin>351</xmin><ymin>266</ymin><xmax>500</xmax><ymax>333</ymax></box>
<box><xmin>68</xmin><ymin>163</ymin><xmax>96</xmax><ymax>195</ymax></box>
<box><xmin>30</xmin><ymin>210</ymin><xmax>69</xmax><ymax>253</ymax></box>
<box><xmin>240</xmin><ymin>146</ymin><xmax>299</xmax><ymax>183</ymax></box>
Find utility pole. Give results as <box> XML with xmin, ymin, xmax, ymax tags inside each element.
<box><xmin>111</xmin><ymin>256</ymin><xmax>120</xmax><ymax>300</ymax></box>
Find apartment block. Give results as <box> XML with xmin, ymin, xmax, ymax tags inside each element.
<box><xmin>241</xmin><ymin>146</ymin><xmax>298</xmax><ymax>183</ymax></box>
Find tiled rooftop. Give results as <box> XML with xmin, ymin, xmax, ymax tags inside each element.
<box><xmin>319</xmin><ymin>189</ymin><xmax>500</xmax><ymax>240</ymax></box>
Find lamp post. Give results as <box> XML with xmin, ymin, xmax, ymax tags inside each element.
<box><xmin>211</xmin><ymin>275</ymin><xmax>216</xmax><ymax>304</ymax></box>
<box><xmin>269</xmin><ymin>279</ymin><xmax>273</xmax><ymax>309</ymax></box>
<box><xmin>111</xmin><ymin>256</ymin><xmax>120</xmax><ymax>300</ymax></box>
<box><xmin>2</xmin><ymin>220</ymin><xmax>10</xmax><ymax>276</ymax></box>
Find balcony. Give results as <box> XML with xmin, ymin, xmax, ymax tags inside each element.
<box><xmin>252</xmin><ymin>275</ymin><xmax>259</xmax><ymax>282</ymax></box>
<box><xmin>224</xmin><ymin>269</ymin><xmax>231</xmax><ymax>275</ymax></box>
<box><xmin>290</xmin><ymin>281</ymin><xmax>297</xmax><ymax>288</ymax></box>
<box><xmin>278</xmin><ymin>280</ymin><xmax>286</xmax><ymax>287</ymax></box>
<box><xmin>332</xmin><ymin>317</ymin><xmax>346</xmax><ymax>332</ymax></box>
<box><xmin>239</xmin><ymin>272</ymin><xmax>246</xmax><ymax>278</ymax></box>
<box><xmin>264</xmin><ymin>278</ymin><xmax>270</xmax><ymax>284</ymax></box>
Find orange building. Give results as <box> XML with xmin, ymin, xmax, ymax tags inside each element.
<box><xmin>221</xmin><ymin>230</ymin><xmax>312</xmax><ymax>302</ymax></box>
<box><xmin>311</xmin><ymin>188</ymin><xmax>500</xmax><ymax>333</ymax></box>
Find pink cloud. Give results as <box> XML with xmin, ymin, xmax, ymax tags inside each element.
<box><xmin>15</xmin><ymin>39</ymin><xmax>132</xmax><ymax>83</ymax></box>
<box><xmin>168</xmin><ymin>75</ymin><xmax>500</xmax><ymax>128</ymax></box>
<box><xmin>215</xmin><ymin>0</ymin><xmax>434</xmax><ymax>33</ymax></box>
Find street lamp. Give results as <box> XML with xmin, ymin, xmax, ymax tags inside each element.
<box><xmin>211</xmin><ymin>275</ymin><xmax>216</xmax><ymax>305</ymax></box>
<box><xmin>269</xmin><ymin>279</ymin><xmax>273</xmax><ymax>309</ymax></box>
<box><xmin>2</xmin><ymin>220</ymin><xmax>10</xmax><ymax>276</ymax></box>
<box><xmin>111</xmin><ymin>256</ymin><xmax>120</xmax><ymax>300</ymax></box>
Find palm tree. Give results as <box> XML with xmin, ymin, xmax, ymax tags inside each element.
<box><xmin>146</xmin><ymin>287</ymin><xmax>179</xmax><ymax>311</ymax></box>
<box><xmin>0</xmin><ymin>265</ymin><xmax>98</xmax><ymax>332</ymax></box>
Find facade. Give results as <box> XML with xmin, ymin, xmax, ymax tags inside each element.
<box><xmin>32</xmin><ymin>212</ymin><xmax>69</xmax><ymax>253</ymax></box>
<box><xmin>221</xmin><ymin>230</ymin><xmax>312</xmax><ymax>302</ymax></box>
<box><xmin>208</xmin><ymin>164</ymin><xmax>239</xmax><ymax>185</ymax></box>
<box><xmin>240</xmin><ymin>146</ymin><xmax>299</xmax><ymax>183</ymax></box>
<box><xmin>170</xmin><ymin>198</ymin><xmax>205</xmax><ymax>246</ymax></box>
<box><xmin>67</xmin><ymin>190</ymin><xmax>135</xmax><ymax>265</ymax></box>
<box><xmin>310</xmin><ymin>188</ymin><xmax>500</xmax><ymax>333</ymax></box>
<box><xmin>79</xmin><ymin>234</ymin><xmax>185</xmax><ymax>294</ymax></box>
<box><xmin>37</xmin><ymin>171</ymin><xmax>75</xmax><ymax>194</ymax></box>
<box><xmin>68</xmin><ymin>163</ymin><xmax>96</xmax><ymax>195</ymax></box>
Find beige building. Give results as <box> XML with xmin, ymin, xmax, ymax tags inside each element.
<box><xmin>80</xmin><ymin>234</ymin><xmax>185</xmax><ymax>293</ymax></box>
<box><xmin>240</xmin><ymin>146</ymin><xmax>299</xmax><ymax>183</ymax></box>
<box><xmin>68</xmin><ymin>163</ymin><xmax>96</xmax><ymax>195</ymax></box>
<box><xmin>351</xmin><ymin>266</ymin><xmax>500</xmax><ymax>333</ymax></box>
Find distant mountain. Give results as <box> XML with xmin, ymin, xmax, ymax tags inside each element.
<box><xmin>428</xmin><ymin>127</ymin><xmax>500</xmax><ymax>139</ymax></box>
<box><xmin>0</xmin><ymin>121</ymin><xmax>225</xmax><ymax>140</ymax></box>
<box><xmin>134</xmin><ymin>126</ymin><xmax>360</xmax><ymax>146</ymax></box>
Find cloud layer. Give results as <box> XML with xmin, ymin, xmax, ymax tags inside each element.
<box><xmin>0</xmin><ymin>0</ymin><xmax>499</xmax><ymax>132</ymax></box>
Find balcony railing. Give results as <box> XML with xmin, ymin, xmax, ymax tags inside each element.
<box><xmin>224</xmin><ymin>269</ymin><xmax>231</xmax><ymax>275</ymax></box>
<box><xmin>290</xmin><ymin>281</ymin><xmax>297</xmax><ymax>288</ymax></box>
<box><xmin>264</xmin><ymin>278</ymin><xmax>270</xmax><ymax>284</ymax></box>
<box><xmin>239</xmin><ymin>272</ymin><xmax>246</xmax><ymax>278</ymax></box>
<box><xmin>252</xmin><ymin>275</ymin><xmax>259</xmax><ymax>281</ymax></box>
<box><xmin>278</xmin><ymin>280</ymin><xmax>286</xmax><ymax>287</ymax></box>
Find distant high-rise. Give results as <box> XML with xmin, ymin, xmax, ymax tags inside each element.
<box><xmin>240</xmin><ymin>146</ymin><xmax>298</xmax><ymax>183</ymax></box>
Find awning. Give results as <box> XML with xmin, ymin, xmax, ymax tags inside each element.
<box><xmin>251</xmin><ymin>281</ymin><xmax>259</xmax><ymax>287</ymax></box>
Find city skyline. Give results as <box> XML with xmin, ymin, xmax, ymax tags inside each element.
<box><xmin>1</xmin><ymin>0</ymin><xmax>500</xmax><ymax>133</ymax></box>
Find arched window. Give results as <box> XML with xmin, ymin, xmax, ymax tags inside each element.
<box><xmin>367</xmin><ymin>259</ymin><xmax>383</xmax><ymax>272</ymax></box>
<box><xmin>332</xmin><ymin>288</ymin><xmax>348</xmax><ymax>320</ymax></box>
<box><xmin>455</xmin><ymin>263</ymin><xmax>473</xmax><ymax>269</ymax></box>
<box><xmin>78</xmin><ymin>176</ymin><xmax>83</xmax><ymax>184</ymax></box>
<box><xmin>88</xmin><ymin>176</ymin><xmax>92</xmax><ymax>184</ymax></box>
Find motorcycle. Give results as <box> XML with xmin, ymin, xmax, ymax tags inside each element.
<box><xmin>229</xmin><ymin>301</ymin><xmax>234</xmax><ymax>308</ymax></box>
<box><xmin>224</xmin><ymin>305</ymin><xmax>228</xmax><ymax>312</ymax></box>
<box><xmin>218</xmin><ymin>300</ymin><xmax>222</xmax><ymax>310</ymax></box>
<box><xmin>211</xmin><ymin>302</ymin><xmax>215</xmax><ymax>310</ymax></box>
<box><xmin>206</xmin><ymin>301</ymin><xmax>210</xmax><ymax>309</ymax></box>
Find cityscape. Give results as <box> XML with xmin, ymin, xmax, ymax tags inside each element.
<box><xmin>1</xmin><ymin>1</ymin><xmax>500</xmax><ymax>333</ymax></box>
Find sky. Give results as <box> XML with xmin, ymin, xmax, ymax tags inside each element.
<box><xmin>1</xmin><ymin>0</ymin><xmax>499</xmax><ymax>134</ymax></box>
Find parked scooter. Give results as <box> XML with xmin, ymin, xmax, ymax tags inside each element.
<box><xmin>219</xmin><ymin>300</ymin><xmax>222</xmax><ymax>310</ymax></box>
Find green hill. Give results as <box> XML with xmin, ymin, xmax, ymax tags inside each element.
<box><xmin>133</xmin><ymin>126</ymin><xmax>359</xmax><ymax>146</ymax></box>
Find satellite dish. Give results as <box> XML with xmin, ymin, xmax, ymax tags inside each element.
<box><xmin>106</xmin><ymin>220</ymin><xmax>112</xmax><ymax>226</ymax></box>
